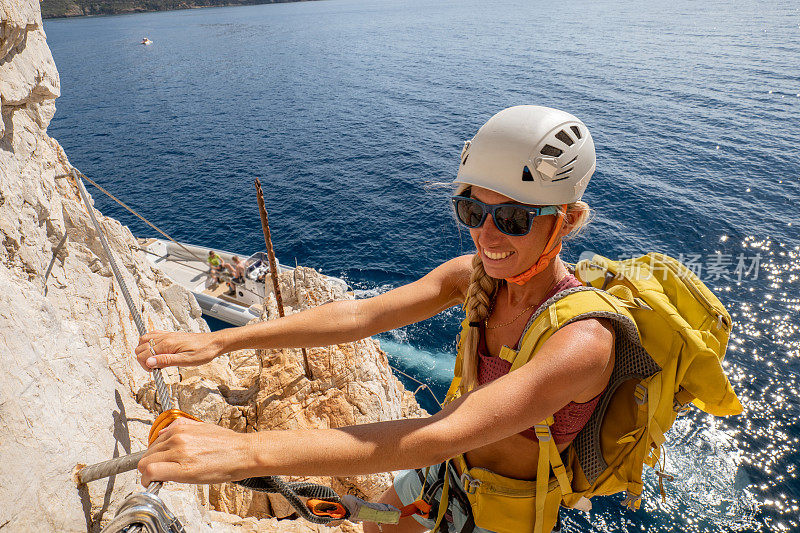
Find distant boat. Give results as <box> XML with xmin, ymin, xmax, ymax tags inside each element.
<box><xmin>141</xmin><ymin>38</ymin><xmax>152</xmax><ymax>45</ymax></box>
<box><xmin>137</xmin><ymin>237</ymin><xmax>349</xmax><ymax>326</ymax></box>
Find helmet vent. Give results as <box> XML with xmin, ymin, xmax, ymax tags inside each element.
<box><xmin>522</xmin><ymin>166</ymin><xmax>535</xmax><ymax>182</ymax></box>
<box><xmin>561</xmin><ymin>155</ymin><xmax>578</xmax><ymax>170</ymax></box>
<box><xmin>462</xmin><ymin>153</ymin><xmax>469</xmax><ymax>165</ymax></box>
<box><xmin>555</xmin><ymin>130</ymin><xmax>574</xmax><ymax>146</ymax></box>
<box><xmin>541</xmin><ymin>144</ymin><xmax>563</xmax><ymax>157</ymax></box>
<box><xmin>570</xmin><ymin>125</ymin><xmax>582</xmax><ymax>139</ymax></box>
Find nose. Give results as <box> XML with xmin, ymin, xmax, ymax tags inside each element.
<box><xmin>471</xmin><ymin>213</ymin><xmax>505</xmax><ymax>242</ymax></box>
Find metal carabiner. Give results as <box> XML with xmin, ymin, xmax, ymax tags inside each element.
<box><xmin>100</xmin><ymin>491</ymin><xmax>185</xmax><ymax>533</ymax></box>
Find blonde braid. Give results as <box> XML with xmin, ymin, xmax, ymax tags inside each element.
<box><xmin>460</xmin><ymin>253</ymin><xmax>499</xmax><ymax>394</ymax></box>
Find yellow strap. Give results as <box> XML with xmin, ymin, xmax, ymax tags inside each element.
<box><xmin>533</xmin><ymin>424</ymin><xmax>553</xmax><ymax>533</ymax></box>
<box><xmin>649</xmin><ymin>418</ymin><xmax>666</xmax><ymax>447</ymax></box>
<box><xmin>510</xmin><ymin>314</ymin><xmax>552</xmax><ymax>372</ymax></box>
<box><xmin>513</xmin><ymin>290</ymin><xmax>624</xmax><ymax>373</ymax></box>
<box><xmin>534</xmin><ymin>452</ymin><xmax>549</xmax><ymax>532</ymax></box>
<box><xmin>674</xmin><ymin>387</ymin><xmax>695</xmax><ymax>410</ymax></box>
<box><xmin>625</xmin><ymin>376</ymin><xmax>663</xmax><ymax>511</ymax></box>
<box><xmin>549</xmin><ymin>304</ymin><xmax>559</xmax><ymax>329</ymax></box>
<box><xmin>444</xmin><ymin>377</ymin><xmax>461</xmax><ymax>404</ymax></box>
<box><xmin>593</xmin><ymin>290</ymin><xmax>627</xmax><ymax>314</ymax></box>
<box><xmin>548</xmin><ymin>441</ymin><xmax>572</xmax><ymax>498</ymax></box>
<box><xmin>416</xmin><ymin>466</ymin><xmax>430</xmax><ymax>502</ymax></box>
<box><xmin>646</xmin><ymin>376</ymin><xmax>662</xmax><ymax>435</ymax></box>
<box><xmin>444</xmin><ymin>320</ymin><xmax>471</xmax><ymax>403</ymax></box>
<box><xmin>498</xmin><ymin>345</ymin><xmax>518</xmax><ymax>363</ymax></box>
<box><xmin>431</xmin><ymin>461</ymin><xmax>450</xmax><ymax>533</ymax></box>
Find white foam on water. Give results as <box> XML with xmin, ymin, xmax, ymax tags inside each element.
<box><xmin>377</xmin><ymin>337</ymin><xmax>456</xmax><ymax>386</ymax></box>
<box><xmin>352</xmin><ymin>283</ymin><xmax>396</xmax><ymax>299</ymax></box>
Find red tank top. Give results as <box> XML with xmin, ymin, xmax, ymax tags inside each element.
<box><xmin>477</xmin><ymin>273</ymin><xmax>604</xmax><ymax>444</ymax></box>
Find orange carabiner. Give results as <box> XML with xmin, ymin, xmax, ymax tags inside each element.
<box><xmin>399</xmin><ymin>499</ymin><xmax>432</xmax><ymax>519</ymax></box>
<box><xmin>148</xmin><ymin>409</ymin><xmax>202</xmax><ymax>445</ymax></box>
<box><xmin>306</xmin><ymin>499</ymin><xmax>348</xmax><ymax>520</ymax></box>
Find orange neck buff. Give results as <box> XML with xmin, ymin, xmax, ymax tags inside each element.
<box><xmin>505</xmin><ymin>204</ymin><xmax>568</xmax><ymax>286</ymax></box>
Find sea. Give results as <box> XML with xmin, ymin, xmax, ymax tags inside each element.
<box><xmin>44</xmin><ymin>0</ymin><xmax>799</xmax><ymax>531</ymax></box>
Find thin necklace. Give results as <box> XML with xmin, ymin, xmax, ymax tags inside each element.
<box><xmin>484</xmin><ymin>275</ymin><xmax>564</xmax><ymax>330</ymax></box>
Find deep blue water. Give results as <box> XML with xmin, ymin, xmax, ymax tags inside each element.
<box><xmin>45</xmin><ymin>1</ymin><xmax>800</xmax><ymax>531</ymax></box>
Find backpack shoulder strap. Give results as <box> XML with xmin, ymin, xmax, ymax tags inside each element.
<box><xmin>510</xmin><ymin>286</ymin><xmax>638</xmax><ymax>372</ymax></box>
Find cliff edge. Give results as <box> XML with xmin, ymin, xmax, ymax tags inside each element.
<box><xmin>0</xmin><ymin>1</ymin><xmax>425</xmax><ymax>530</ymax></box>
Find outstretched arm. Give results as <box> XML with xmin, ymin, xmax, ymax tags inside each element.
<box><xmin>138</xmin><ymin>317</ymin><xmax>614</xmax><ymax>485</ymax></box>
<box><xmin>135</xmin><ymin>255</ymin><xmax>473</xmax><ymax>369</ymax></box>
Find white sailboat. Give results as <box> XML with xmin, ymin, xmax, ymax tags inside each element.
<box><xmin>137</xmin><ymin>237</ymin><xmax>348</xmax><ymax>326</ymax></box>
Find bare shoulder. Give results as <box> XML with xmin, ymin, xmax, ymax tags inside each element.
<box><xmin>553</xmin><ymin>317</ymin><xmax>615</xmax><ymax>373</ymax></box>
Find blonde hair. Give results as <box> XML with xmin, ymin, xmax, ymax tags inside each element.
<box><xmin>458</xmin><ymin>200</ymin><xmax>592</xmax><ymax>394</ymax></box>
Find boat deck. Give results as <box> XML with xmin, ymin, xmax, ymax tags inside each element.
<box><xmin>151</xmin><ymin>253</ymin><xmax>209</xmax><ymax>293</ymax></box>
<box><xmin>204</xmin><ymin>281</ymin><xmax>242</xmax><ymax>304</ymax></box>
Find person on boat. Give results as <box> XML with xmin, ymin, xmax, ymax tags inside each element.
<box><xmin>206</xmin><ymin>251</ymin><xmax>224</xmax><ymax>286</ymax></box>
<box><xmin>135</xmin><ymin>105</ymin><xmax>613</xmax><ymax>533</ymax></box>
<box><xmin>224</xmin><ymin>255</ymin><xmax>247</xmax><ymax>296</ymax></box>
<box><xmin>229</xmin><ymin>256</ymin><xmax>246</xmax><ymax>282</ymax></box>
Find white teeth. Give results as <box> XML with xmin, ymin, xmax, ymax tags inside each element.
<box><xmin>484</xmin><ymin>250</ymin><xmax>512</xmax><ymax>260</ymax></box>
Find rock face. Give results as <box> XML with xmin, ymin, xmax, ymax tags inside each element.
<box><xmin>0</xmin><ymin>1</ymin><xmax>426</xmax><ymax>531</ymax></box>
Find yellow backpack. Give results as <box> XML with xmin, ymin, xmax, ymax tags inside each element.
<box><xmin>444</xmin><ymin>252</ymin><xmax>743</xmax><ymax>533</ymax></box>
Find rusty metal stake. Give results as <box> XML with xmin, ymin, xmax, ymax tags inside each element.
<box><xmin>254</xmin><ymin>178</ymin><xmax>313</xmax><ymax>380</ymax></box>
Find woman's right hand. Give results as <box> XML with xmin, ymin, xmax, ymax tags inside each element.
<box><xmin>134</xmin><ymin>330</ymin><xmax>224</xmax><ymax>370</ymax></box>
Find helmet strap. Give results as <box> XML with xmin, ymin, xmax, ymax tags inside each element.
<box><xmin>505</xmin><ymin>204</ymin><xmax>568</xmax><ymax>286</ymax></box>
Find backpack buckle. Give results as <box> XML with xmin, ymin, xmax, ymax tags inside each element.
<box><xmin>534</xmin><ymin>424</ymin><xmax>552</xmax><ymax>441</ymax></box>
<box><xmin>634</xmin><ymin>384</ymin><xmax>648</xmax><ymax>406</ymax></box>
<box><xmin>460</xmin><ymin>472</ymin><xmax>481</xmax><ymax>494</ymax></box>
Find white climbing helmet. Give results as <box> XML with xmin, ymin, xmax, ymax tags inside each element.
<box><xmin>454</xmin><ymin>105</ymin><xmax>596</xmax><ymax>205</ymax></box>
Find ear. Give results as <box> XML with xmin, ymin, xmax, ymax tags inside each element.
<box><xmin>558</xmin><ymin>206</ymin><xmax>582</xmax><ymax>238</ymax></box>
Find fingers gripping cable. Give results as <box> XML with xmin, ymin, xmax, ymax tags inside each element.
<box><xmin>149</xmin><ymin>407</ymin><xmax>351</xmax><ymax>524</ymax></box>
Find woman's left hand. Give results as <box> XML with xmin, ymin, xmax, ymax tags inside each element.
<box><xmin>138</xmin><ymin>418</ymin><xmax>258</xmax><ymax>486</ymax></box>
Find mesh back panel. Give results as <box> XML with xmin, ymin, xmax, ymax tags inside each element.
<box><xmin>520</xmin><ymin>287</ymin><xmax>661</xmax><ymax>484</ymax></box>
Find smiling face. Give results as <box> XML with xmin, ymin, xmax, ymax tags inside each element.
<box><xmin>467</xmin><ymin>186</ymin><xmax>562</xmax><ymax>280</ymax></box>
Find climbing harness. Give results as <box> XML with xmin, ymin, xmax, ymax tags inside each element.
<box><xmin>417</xmin><ymin>460</ymin><xmax>476</xmax><ymax>533</ymax></box>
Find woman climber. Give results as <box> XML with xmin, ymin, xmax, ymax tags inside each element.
<box><xmin>135</xmin><ymin>105</ymin><xmax>615</xmax><ymax>533</ymax></box>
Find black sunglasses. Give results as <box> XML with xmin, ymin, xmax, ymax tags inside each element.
<box><xmin>451</xmin><ymin>196</ymin><xmax>559</xmax><ymax>236</ymax></box>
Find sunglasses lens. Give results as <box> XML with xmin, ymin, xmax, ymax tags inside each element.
<box><xmin>494</xmin><ymin>205</ymin><xmax>531</xmax><ymax>236</ymax></box>
<box><xmin>455</xmin><ymin>199</ymin><xmax>485</xmax><ymax>228</ymax></box>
